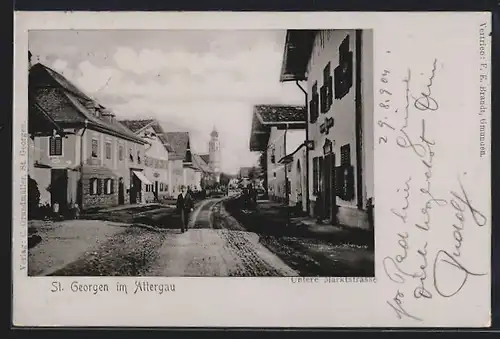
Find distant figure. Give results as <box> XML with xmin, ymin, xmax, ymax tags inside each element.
<box><xmin>176</xmin><ymin>185</ymin><xmax>194</xmax><ymax>233</ymax></box>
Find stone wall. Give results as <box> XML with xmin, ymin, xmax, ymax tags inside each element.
<box><xmin>81</xmin><ymin>167</ymin><xmax>118</xmax><ymax>210</ymax></box>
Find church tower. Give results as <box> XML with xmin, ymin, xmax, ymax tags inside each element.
<box><xmin>209</xmin><ymin>125</ymin><xmax>221</xmax><ymax>183</ymax></box>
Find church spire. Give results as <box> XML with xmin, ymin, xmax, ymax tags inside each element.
<box><xmin>211</xmin><ymin>125</ymin><xmax>218</xmax><ymax>138</ymax></box>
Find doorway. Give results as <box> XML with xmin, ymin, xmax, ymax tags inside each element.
<box><xmin>321</xmin><ymin>153</ymin><xmax>338</xmax><ymax>224</ymax></box>
<box><xmin>296</xmin><ymin>159</ymin><xmax>303</xmax><ymax>208</ymax></box>
<box><xmin>130</xmin><ymin>170</ymin><xmax>141</xmax><ymax>204</ymax></box>
<box><xmin>118</xmin><ymin>177</ymin><xmax>125</xmax><ymax>205</ymax></box>
<box><xmin>50</xmin><ymin>169</ymin><xmax>68</xmax><ymax>213</ymax></box>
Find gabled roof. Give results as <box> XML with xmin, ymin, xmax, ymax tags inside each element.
<box><xmin>278</xmin><ymin>142</ymin><xmax>306</xmax><ymax>164</ymax></box>
<box><xmin>120</xmin><ymin>119</ymin><xmax>174</xmax><ymax>152</ymax></box>
<box><xmin>279</xmin><ymin>30</ymin><xmax>317</xmax><ymax>82</ymax></box>
<box><xmin>249</xmin><ymin>105</ymin><xmax>306</xmax><ymax>152</ymax></box>
<box><xmin>192</xmin><ymin>153</ymin><xmax>212</xmax><ymax>173</ymax></box>
<box><xmin>120</xmin><ymin>119</ymin><xmax>155</xmax><ymax>133</ymax></box>
<box><xmin>254</xmin><ymin>104</ymin><xmax>307</xmax><ymax>124</ymax></box>
<box><xmin>199</xmin><ymin>154</ymin><xmax>210</xmax><ymax>164</ymax></box>
<box><xmin>28</xmin><ymin>96</ymin><xmax>64</xmax><ymax>136</ymax></box>
<box><xmin>29</xmin><ymin>63</ymin><xmax>146</xmax><ymax>144</ymax></box>
<box><xmin>165</xmin><ymin>132</ymin><xmax>190</xmax><ymax>161</ymax></box>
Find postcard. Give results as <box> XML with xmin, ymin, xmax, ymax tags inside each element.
<box><xmin>12</xmin><ymin>11</ymin><xmax>491</xmax><ymax>327</ymax></box>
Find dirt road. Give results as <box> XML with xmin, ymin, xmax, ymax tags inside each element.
<box><xmin>29</xmin><ymin>197</ymin><xmax>373</xmax><ymax>277</ymax></box>
<box><xmin>146</xmin><ymin>198</ymin><xmax>297</xmax><ymax>276</ymax></box>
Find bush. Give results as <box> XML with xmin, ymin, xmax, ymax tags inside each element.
<box><xmin>28</xmin><ymin>175</ymin><xmax>40</xmax><ymax>219</ymax></box>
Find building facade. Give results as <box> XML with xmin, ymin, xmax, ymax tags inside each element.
<box><xmin>266</xmin><ymin>127</ymin><xmax>305</xmax><ymax>202</ymax></box>
<box><xmin>165</xmin><ymin>132</ymin><xmax>200</xmax><ymax>195</ymax></box>
<box><xmin>29</xmin><ymin>61</ymin><xmax>149</xmax><ymax>213</ymax></box>
<box><xmin>249</xmin><ymin>105</ymin><xmax>307</xmax><ymax>203</ymax></box>
<box><xmin>120</xmin><ymin>119</ymin><xmax>173</xmax><ymax>203</ymax></box>
<box><xmin>279</xmin><ymin>143</ymin><xmax>308</xmax><ymax>212</ymax></box>
<box><xmin>279</xmin><ymin>29</ymin><xmax>374</xmax><ymax>230</ymax></box>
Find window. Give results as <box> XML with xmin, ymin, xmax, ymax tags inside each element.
<box><xmin>91</xmin><ymin>139</ymin><xmax>99</xmax><ymax>158</ymax></box>
<box><xmin>334</xmin><ymin>35</ymin><xmax>353</xmax><ymax>100</ymax></box>
<box><xmin>320</xmin><ymin>62</ymin><xmax>333</xmax><ymax>113</ymax></box>
<box><xmin>104</xmin><ymin>179</ymin><xmax>114</xmax><ymax>194</ymax></box>
<box><xmin>49</xmin><ymin>136</ymin><xmax>63</xmax><ymax>156</ymax></box>
<box><xmin>89</xmin><ymin>178</ymin><xmax>102</xmax><ymax>195</ymax></box>
<box><xmin>118</xmin><ymin>145</ymin><xmax>124</xmax><ymax>161</ymax></box>
<box><xmin>129</xmin><ymin>148</ymin><xmax>134</xmax><ymax>162</ymax></box>
<box><xmin>160</xmin><ymin>182</ymin><xmax>164</xmax><ymax>191</ymax></box>
<box><xmin>270</xmin><ymin>148</ymin><xmax>276</xmax><ymax>163</ymax></box>
<box><xmin>137</xmin><ymin>150</ymin><xmax>141</xmax><ymax>164</ymax></box>
<box><xmin>309</xmin><ymin>82</ymin><xmax>320</xmax><ymax>123</ymax></box>
<box><xmin>105</xmin><ymin>141</ymin><xmax>112</xmax><ymax>160</ymax></box>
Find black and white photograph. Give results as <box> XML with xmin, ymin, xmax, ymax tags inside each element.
<box><xmin>14</xmin><ymin>11</ymin><xmax>492</xmax><ymax>328</ymax></box>
<box><xmin>27</xmin><ymin>28</ymin><xmax>374</xmax><ymax>278</ymax></box>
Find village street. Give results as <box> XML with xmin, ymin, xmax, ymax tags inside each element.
<box><xmin>28</xmin><ymin>196</ymin><xmax>374</xmax><ymax>277</ymax></box>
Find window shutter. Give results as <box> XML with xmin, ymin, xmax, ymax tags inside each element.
<box><xmin>341</xmin><ymin>144</ymin><xmax>351</xmax><ymax>166</ymax></box>
<box><xmin>89</xmin><ymin>179</ymin><xmax>94</xmax><ymax>195</ymax></box>
<box><xmin>320</xmin><ymin>86</ymin><xmax>327</xmax><ymax>113</ymax></box>
<box><xmin>327</xmin><ymin>76</ymin><xmax>333</xmax><ymax>109</ymax></box>
<box><xmin>97</xmin><ymin>179</ymin><xmax>102</xmax><ymax>195</ymax></box>
<box><xmin>110</xmin><ymin>179</ymin><xmax>114</xmax><ymax>194</ymax></box>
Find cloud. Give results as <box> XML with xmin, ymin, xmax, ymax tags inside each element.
<box><xmin>75</xmin><ymin>60</ymin><xmax>124</xmax><ymax>94</ymax></box>
<box><xmin>29</xmin><ymin>31</ymin><xmax>300</xmax><ymax>173</ymax></box>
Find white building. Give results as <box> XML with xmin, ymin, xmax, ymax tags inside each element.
<box><xmin>279</xmin><ymin>29</ymin><xmax>374</xmax><ymax>230</ymax></box>
<box><xmin>278</xmin><ymin>143</ymin><xmax>308</xmax><ymax>212</ymax></box>
<box><xmin>249</xmin><ymin>105</ymin><xmax>307</xmax><ymax>203</ymax></box>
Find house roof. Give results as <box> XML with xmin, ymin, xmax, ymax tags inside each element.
<box><xmin>165</xmin><ymin>132</ymin><xmax>190</xmax><ymax>161</ymax></box>
<box><xmin>199</xmin><ymin>154</ymin><xmax>210</xmax><ymax>164</ymax></box>
<box><xmin>28</xmin><ymin>97</ymin><xmax>64</xmax><ymax>136</ymax></box>
<box><xmin>120</xmin><ymin>119</ymin><xmax>155</xmax><ymax>133</ymax></box>
<box><xmin>192</xmin><ymin>153</ymin><xmax>212</xmax><ymax>173</ymax></box>
<box><xmin>29</xmin><ymin>63</ymin><xmax>146</xmax><ymax>144</ymax></box>
<box><xmin>249</xmin><ymin>105</ymin><xmax>307</xmax><ymax>152</ymax></box>
<box><xmin>254</xmin><ymin>104</ymin><xmax>307</xmax><ymax>124</ymax></box>
<box><xmin>120</xmin><ymin>119</ymin><xmax>174</xmax><ymax>152</ymax></box>
<box><xmin>278</xmin><ymin>142</ymin><xmax>306</xmax><ymax>164</ymax></box>
<box><xmin>279</xmin><ymin>30</ymin><xmax>317</xmax><ymax>82</ymax></box>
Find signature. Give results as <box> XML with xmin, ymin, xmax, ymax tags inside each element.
<box><xmin>432</xmin><ymin>178</ymin><xmax>488</xmax><ymax>298</ymax></box>
<box><xmin>433</xmin><ymin>250</ymin><xmax>486</xmax><ymax>298</ymax></box>
<box><xmin>413</xmin><ymin>58</ymin><xmax>439</xmax><ymax>111</ymax></box>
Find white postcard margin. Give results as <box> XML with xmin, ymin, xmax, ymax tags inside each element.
<box><xmin>12</xmin><ymin>11</ymin><xmax>492</xmax><ymax>327</ymax></box>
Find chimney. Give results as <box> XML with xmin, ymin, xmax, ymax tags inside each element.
<box><xmin>84</xmin><ymin>101</ymin><xmax>96</xmax><ymax>115</ymax></box>
<box><xmin>100</xmin><ymin>107</ymin><xmax>116</xmax><ymax>123</ymax></box>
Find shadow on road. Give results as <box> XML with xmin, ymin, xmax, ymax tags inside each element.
<box><xmin>224</xmin><ymin>197</ymin><xmax>374</xmax><ymax>249</ymax></box>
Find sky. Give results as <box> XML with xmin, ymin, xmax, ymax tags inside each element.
<box><xmin>29</xmin><ymin>30</ymin><xmax>304</xmax><ymax>174</ymax></box>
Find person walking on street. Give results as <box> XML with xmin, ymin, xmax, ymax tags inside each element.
<box><xmin>176</xmin><ymin>185</ymin><xmax>194</xmax><ymax>233</ymax></box>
